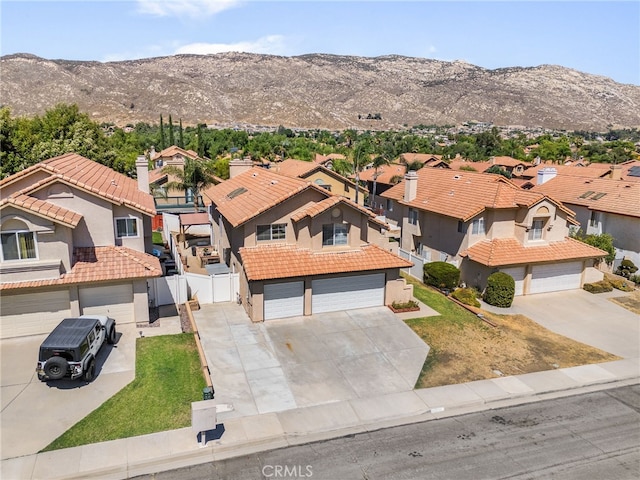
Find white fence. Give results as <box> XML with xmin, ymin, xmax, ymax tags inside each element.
<box><xmin>148</xmin><ymin>272</ymin><xmax>239</xmax><ymax>307</ymax></box>
<box><xmin>399</xmin><ymin>248</ymin><xmax>426</xmax><ymax>280</ymax></box>
<box><xmin>148</xmin><ymin>275</ymin><xmax>188</xmax><ymax>307</ymax></box>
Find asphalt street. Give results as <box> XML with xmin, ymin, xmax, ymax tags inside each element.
<box><xmin>133</xmin><ymin>384</ymin><xmax>640</xmax><ymax>480</ymax></box>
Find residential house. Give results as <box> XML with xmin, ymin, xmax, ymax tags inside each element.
<box><xmin>381</xmin><ymin>168</ymin><xmax>606</xmax><ymax>296</ymax></box>
<box><xmin>532</xmin><ymin>174</ymin><xmax>640</xmax><ymax>267</ymax></box>
<box><xmin>204</xmin><ymin>167</ymin><xmax>413</xmax><ymax>321</ymax></box>
<box><xmin>0</xmin><ymin>153</ymin><xmax>162</xmax><ymax>338</ymax></box>
<box><xmin>516</xmin><ymin>163</ymin><xmax>612</xmax><ymax>189</ymax></box>
<box><xmin>314</xmin><ymin>153</ymin><xmax>346</xmax><ymax>170</ymax></box>
<box><xmin>271</xmin><ymin>158</ymin><xmax>367</xmax><ymax>205</ymax></box>
<box><xmin>150</xmin><ymin>145</ymin><xmax>200</xmax><ymax>169</ymax></box>
<box><xmin>357</xmin><ymin>163</ymin><xmax>408</xmax><ymax>213</ymax></box>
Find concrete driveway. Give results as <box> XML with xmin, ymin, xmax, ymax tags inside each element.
<box><xmin>0</xmin><ymin>324</ymin><xmax>137</xmax><ymax>459</ymax></box>
<box><xmin>482</xmin><ymin>289</ymin><xmax>640</xmax><ymax>359</ymax></box>
<box><xmin>193</xmin><ymin>304</ymin><xmax>431</xmax><ymax>419</ymax></box>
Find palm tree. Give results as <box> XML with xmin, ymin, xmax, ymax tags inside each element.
<box><xmin>162</xmin><ymin>157</ymin><xmax>217</xmax><ymax>211</ymax></box>
<box><xmin>370</xmin><ymin>154</ymin><xmax>391</xmax><ymax>207</ymax></box>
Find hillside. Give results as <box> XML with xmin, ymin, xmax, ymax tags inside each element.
<box><xmin>1</xmin><ymin>52</ymin><xmax>639</xmax><ymax>131</ymax></box>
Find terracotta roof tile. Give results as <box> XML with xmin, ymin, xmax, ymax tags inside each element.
<box><xmin>0</xmin><ymin>153</ymin><xmax>156</xmax><ymax>216</ymax></box>
<box><xmin>0</xmin><ymin>246</ymin><xmax>162</xmax><ymax>291</ymax></box>
<box><xmin>461</xmin><ymin>237</ymin><xmax>607</xmax><ymax>267</ymax></box>
<box><xmin>152</xmin><ymin>146</ymin><xmax>199</xmax><ymax>160</ymax></box>
<box><xmin>272</xmin><ymin>159</ymin><xmax>319</xmax><ymax>178</ymax></box>
<box><xmin>0</xmin><ymin>194</ymin><xmax>83</xmax><ymax>227</ymax></box>
<box><xmin>382</xmin><ymin>168</ymin><xmax>571</xmax><ymax>221</ymax></box>
<box><xmin>358</xmin><ymin>164</ymin><xmax>407</xmax><ymax>185</ymax></box>
<box><xmin>290</xmin><ymin>195</ymin><xmax>387</xmax><ymax>228</ymax></box>
<box><xmin>203</xmin><ymin>168</ymin><xmax>318</xmax><ymax>227</ymax></box>
<box><xmin>532</xmin><ymin>176</ymin><xmax>640</xmax><ymax>218</ymax></box>
<box><xmin>240</xmin><ymin>244</ymin><xmax>412</xmax><ymax>281</ymax></box>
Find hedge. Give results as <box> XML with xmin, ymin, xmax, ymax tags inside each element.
<box><xmin>583</xmin><ymin>280</ymin><xmax>614</xmax><ymax>293</ymax></box>
<box><xmin>423</xmin><ymin>261</ymin><xmax>460</xmax><ymax>290</ymax></box>
<box><xmin>451</xmin><ymin>287</ymin><xmax>481</xmax><ymax>307</ymax></box>
<box><xmin>483</xmin><ymin>272</ymin><xmax>515</xmax><ymax>307</ymax></box>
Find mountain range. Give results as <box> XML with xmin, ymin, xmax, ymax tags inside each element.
<box><xmin>1</xmin><ymin>52</ymin><xmax>639</xmax><ymax>131</ymax></box>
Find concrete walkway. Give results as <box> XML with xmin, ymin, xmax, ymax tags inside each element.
<box><xmin>2</xmin><ymin>294</ymin><xmax>638</xmax><ymax>480</ymax></box>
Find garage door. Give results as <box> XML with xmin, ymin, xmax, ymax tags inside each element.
<box><xmin>264</xmin><ymin>281</ymin><xmax>304</xmax><ymax>320</ymax></box>
<box><xmin>530</xmin><ymin>262</ymin><xmax>582</xmax><ymax>294</ymax></box>
<box><xmin>500</xmin><ymin>267</ymin><xmax>526</xmax><ymax>296</ymax></box>
<box><xmin>79</xmin><ymin>283</ymin><xmax>134</xmax><ymax>322</ymax></box>
<box><xmin>0</xmin><ymin>290</ymin><xmax>71</xmax><ymax>338</ymax></box>
<box><xmin>312</xmin><ymin>273</ymin><xmax>385</xmax><ymax>314</ymax></box>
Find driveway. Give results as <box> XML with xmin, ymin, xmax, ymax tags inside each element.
<box><xmin>192</xmin><ymin>304</ymin><xmax>430</xmax><ymax>419</ymax></box>
<box><xmin>482</xmin><ymin>289</ymin><xmax>640</xmax><ymax>359</ymax></box>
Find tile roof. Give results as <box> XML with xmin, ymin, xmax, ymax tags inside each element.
<box><xmin>179</xmin><ymin>212</ymin><xmax>210</xmax><ymax>226</ymax></box>
<box><xmin>532</xmin><ymin>176</ymin><xmax>640</xmax><ymax>218</ymax></box>
<box><xmin>0</xmin><ymin>194</ymin><xmax>82</xmax><ymax>227</ymax></box>
<box><xmin>382</xmin><ymin>168</ymin><xmax>571</xmax><ymax>221</ymax></box>
<box><xmin>202</xmin><ymin>167</ymin><xmax>317</xmax><ymax>227</ymax></box>
<box><xmin>290</xmin><ymin>195</ymin><xmax>388</xmax><ymax>229</ymax></box>
<box><xmin>152</xmin><ymin>146</ymin><xmax>199</xmax><ymax>160</ymax></box>
<box><xmin>521</xmin><ymin>163</ymin><xmax>611</xmax><ymax>183</ymax></box>
<box><xmin>358</xmin><ymin>164</ymin><xmax>407</xmax><ymax>185</ymax></box>
<box><xmin>0</xmin><ymin>153</ymin><xmax>156</xmax><ymax>216</ymax></box>
<box><xmin>399</xmin><ymin>153</ymin><xmax>443</xmax><ymax>165</ymax></box>
<box><xmin>621</xmin><ymin>160</ymin><xmax>640</xmax><ymax>182</ymax></box>
<box><xmin>314</xmin><ymin>153</ymin><xmax>346</xmax><ymax>164</ymax></box>
<box><xmin>461</xmin><ymin>237</ymin><xmax>607</xmax><ymax>267</ymax></box>
<box><xmin>0</xmin><ymin>246</ymin><xmax>162</xmax><ymax>291</ymax></box>
<box><xmin>272</xmin><ymin>159</ymin><xmax>319</xmax><ymax>178</ymax></box>
<box><xmin>240</xmin><ymin>244</ymin><xmax>413</xmax><ymax>281</ymax></box>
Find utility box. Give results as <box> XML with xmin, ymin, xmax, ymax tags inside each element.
<box><xmin>203</xmin><ymin>386</ymin><xmax>214</xmax><ymax>400</ymax></box>
<box><xmin>192</xmin><ymin>400</ymin><xmax>218</xmax><ymax>446</ymax></box>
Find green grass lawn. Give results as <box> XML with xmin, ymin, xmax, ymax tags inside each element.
<box><xmin>42</xmin><ymin>334</ymin><xmax>206</xmax><ymax>452</ymax></box>
<box><xmin>152</xmin><ymin>231</ymin><xmax>164</xmax><ymax>245</ymax></box>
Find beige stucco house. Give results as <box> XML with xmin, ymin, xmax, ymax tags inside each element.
<box><xmin>381</xmin><ymin>168</ymin><xmax>606</xmax><ymax>296</ymax></box>
<box><xmin>204</xmin><ymin>167</ymin><xmax>413</xmax><ymax>321</ymax></box>
<box><xmin>272</xmin><ymin>158</ymin><xmax>367</xmax><ymax>205</ymax></box>
<box><xmin>0</xmin><ymin>153</ymin><xmax>162</xmax><ymax>338</ymax></box>
<box><xmin>533</xmin><ymin>174</ymin><xmax>640</xmax><ymax>268</ymax></box>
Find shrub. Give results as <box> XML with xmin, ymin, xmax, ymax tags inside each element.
<box><xmin>583</xmin><ymin>280</ymin><xmax>614</xmax><ymax>293</ymax></box>
<box><xmin>629</xmin><ymin>274</ymin><xmax>640</xmax><ymax>284</ymax></box>
<box><xmin>451</xmin><ymin>287</ymin><xmax>481</xmax><ymax>307</ymax></box>
<box><xmin>616</xmin><ymin>259</ymin><xmax>638</xmax><ymax>279</ymax></box>
<box><xmin>423</xmin><ymin>261</ymin><xmax>461</xmax><ymax>290</ymax></box>
<box><xmin>483</xmin><ymin>272</ymin><xmax>515</xmax><ymax>307</ymax></box>
<box><xmin>391</xmin><ymin>300</ymin><xmax>419</xmax><ymax>310</ymax></box>
<box><xmin>604</xmin><ymin>274</ymin><xmax>635</xmax><ymax>292</ymax></box>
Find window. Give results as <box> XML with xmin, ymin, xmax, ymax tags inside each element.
<box><xmin>115</xmin><ymin>218</ymin><xmax>138</xmax><ymax>238</ymax></box>
<box><xmin>322</xmin><ymin>224</ymin><xmax>348</xmax><ymax>246</ymax></box>
<box><xmin>589</xmin><ymin>210</ymin><xmax>599</xmax><ymax>227</ymax></box>
<box><xmin>1</xmin><ymin>231</ymin><xmax>37</xmax><ymax>261</ymax></box>
<box><xmin>408</xmin><ymin>208</ymin><xmax>418</xmax><ymax>225</ymax></box>
<box><xmin>257</xmin><ymin>224</ymin><xmax>286</xmax><ymax>241</ymax></box>
<box><xmin>386</xmin><ymin>199</ymin><xmax>393</xmax><ymax>212</ymax></box>
<box><xmin>471</xmin><ymin>217</ymin><xmax>485</xmax><ymax>235</ymax></box>
<box><xmin>457</xmin><ymin>221</ymin><xmax>465</xmax><ymax>234</ymax></box>
<box><xmin>529</xmin><ymin>219</ymin><xmax>544</xmax><ymax>240</ymax></box>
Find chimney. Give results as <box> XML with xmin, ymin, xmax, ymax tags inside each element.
<box><xmin>136</xmin><ymin>155</ymin><xmax>150</xmax><ymax>193</ymax></box>
<box><xmin>537</xmin><ymin>167</ymin><xmax>557</xmax><ymax>185</ymax></box>
<box><xmin>229</xmin><ymin>158</ymin><xmax>254</xmax><ymax>178</ymax></box>
<box><xmin>404</xmin><ymin>170</ymin><xmax>418</xmax><ymax>202</ymax></box>
<box><xmin>610</xmin><ymin>164</ymin><xmax>622</xmax><ymax>180</ymax></box>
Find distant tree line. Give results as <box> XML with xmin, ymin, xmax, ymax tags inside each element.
<box><xmin>1</xmin><ymin>104</ymin><xmax>637</xmax><ymax>179</ymax></box>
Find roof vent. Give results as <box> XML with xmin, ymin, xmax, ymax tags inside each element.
<box><xmin>270</xmin><ymin>180</ymin><xmax>278</xmax><ymax>185</ymax></box>
<box><xmin>453</xmin><ymin>175</ymin><xmax>461</xmax><ymax>180</ymax></box>
<box><xmin>252</xmin><ymin>172</ymin><xmax>258</xmax><ymax>177</ymax></box>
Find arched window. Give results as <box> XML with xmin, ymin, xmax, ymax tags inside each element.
<box><xmin>1</xmin><ymin>219</ymin><xmax>37</xmax><ymax>261</ymax></box>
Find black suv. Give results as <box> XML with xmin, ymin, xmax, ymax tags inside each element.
<box><xmin>36</xmin><ymin>315</ymin><xmax>117</xmax><ymax>382</ymax></box>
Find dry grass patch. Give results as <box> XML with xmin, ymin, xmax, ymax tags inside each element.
<box><xmin>608</xmin><ymin>289</ymin><xmax>640</xmax><ymax>315</ymax></box>
<box><xmin>403</xmin><ymin>274</ymin><xmax>621</xmax><ymax>389</ymax></box>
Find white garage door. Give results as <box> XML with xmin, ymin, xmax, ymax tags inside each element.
<box><xmin>312</xmin><ymin>273</ymin><xmax>385</xmax><ymax>314</ymax></box>
<box><xmin>79</xmin><ymin>283</ymin><xmax>134</xmax><ymax>322</ymax></box>
<box><xmin>0</xmin><ymin>290</ymin><xmax>71</xmax><ymax>338</ymax></box>
<box><xmin>264</xmin><ymin>281</ymin><xmax>304</xmax><ymax>320</ymax></box>
<box><xmin>500</xmin><ymin>267</ymin><xmax>526</xmax><ymax>296</ymax></box>
<box><xmin>530</xmin><ymin>262</ymin><xmax>582</xmax><ymax>294</ymax></box>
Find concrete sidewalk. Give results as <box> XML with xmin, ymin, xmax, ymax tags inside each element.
<box><xmin>2</xmin><ymin>357</ymin><xmax>638</xmax><ymax>480</ymax></box>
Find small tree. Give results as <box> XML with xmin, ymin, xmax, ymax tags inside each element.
<box><xmin>616</xmin><ymin>259</ymin><xmax>638</xmax><ymax>279</ymax></box>
<box><xmin>159</xmin><ymin>115</ymin><xmax>166</xmax><ymax>150</ymax></box>
<box><xmin>168</xmin><ymin>115</ymin><xmax>175</xmax><ymax>146</ymax></box>
<box><xmin>423</xmin><ymin>262</ymin><xmax>460</xmax><ymax>291</ymax></box>
<box><xmin>483</xmin><ymin>272</ymin><xmax>515</xmax><ymax>307</ymax></box>
<box><xmin>570</xmin><ymin>230</ymin><xmax>615</xmax><ymax>265</ymax></box>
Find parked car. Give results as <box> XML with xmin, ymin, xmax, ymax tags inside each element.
<box><xmin>36</xmin><ymin>315</ymin><xmax>116</xmax><ymax>382</ymax></box>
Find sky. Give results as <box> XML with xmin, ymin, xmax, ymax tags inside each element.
<box><xmin>1</xmin><ymin>0</ymin><xmax>638</xmax><ymax>85</ymax></box>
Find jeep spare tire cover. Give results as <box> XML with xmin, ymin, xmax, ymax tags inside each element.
<box><xmin>44</xmin><ymin>356</ymin><xmax>68</xmax><ymax>380</ymax></box>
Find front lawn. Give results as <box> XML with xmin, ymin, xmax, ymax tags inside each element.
<box><xmin>42</xmin><ymin>334</ymin><xmax>206</xmax><ymax>451</ymax></box>
<box><xmin>403</xmin><ymin>275</ymin><xmax>620</xmax><ymax>389</ymax></box>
